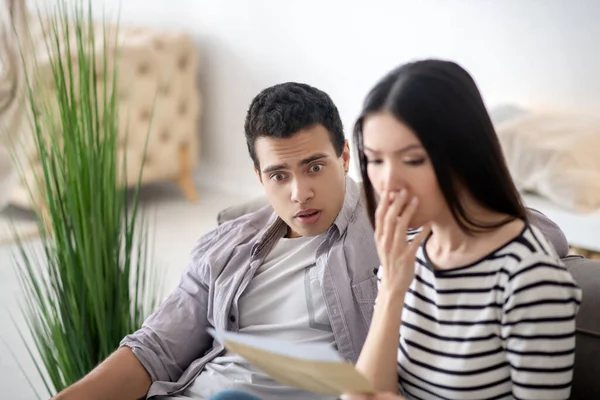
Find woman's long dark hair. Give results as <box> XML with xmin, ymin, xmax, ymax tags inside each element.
<box><xmin>354</xmin><ymin>59</ymin><xmax>526</xmax><ymax>233</ymax></box>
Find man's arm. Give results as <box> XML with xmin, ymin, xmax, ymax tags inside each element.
<box><xmin>525</xmin><ymin>208</ymin><xmax>569</xmax><ymax>257</ymax></box>
<box><xmin>52</xmin><ymin>229</ymin><xmax>220</xmax><ymax>399</ymax></box>
<box><xmin>53</xmin><ymin>348</ymin><xmax>150</xmax><ymax>400</ymax></box>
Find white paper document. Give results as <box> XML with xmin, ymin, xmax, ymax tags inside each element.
<box><xmin>207</xmin><ymin>328</ymin><xmax>375</xmax><ymax>396</ymax></box>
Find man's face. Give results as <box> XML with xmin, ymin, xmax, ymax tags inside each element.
<box><xmin>254</xmin><ymin>125</ymin><xmax>350</xmax><ymax>238</ymax></box>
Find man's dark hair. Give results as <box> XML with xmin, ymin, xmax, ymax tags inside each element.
<box><xmin>244</xmin><ymin>82</ymin><xmax>345</xmax><ymax>170</ymax></box>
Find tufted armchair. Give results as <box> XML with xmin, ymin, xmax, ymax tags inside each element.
<box><xmin>0</xmin><ymin>0</ymin><xmax>29</xmax><ymax>211</ymax></box>
<box><xmin>9</xmin><ymin>18</ymin><xmax>202</xmax><ymax>210</ymax></box>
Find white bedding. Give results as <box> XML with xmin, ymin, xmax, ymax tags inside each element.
<box><xmin>495</xmin><ymin>111</ymin><xmax>600</xmax><ymax>213</ymax></box>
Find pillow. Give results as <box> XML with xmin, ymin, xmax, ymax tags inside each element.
<box><xmin>496</xmin><ymin>111</ymin><xmax>600</xmax><ymax>212</ymax></box>
<box><xmin>488</xmin><ymin>104</ymin><xmax>529</xmax><ymax>126</ymax></box>
<box><xmin>217</xmin><ymin>196</ymin><xmax>270</xmax><ymax>225</ymax></box>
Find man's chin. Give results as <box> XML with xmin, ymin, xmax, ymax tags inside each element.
<box><xmin>287</xmin><ymin>223</ymin><xmax>329</xmax><ymax>238</ymax></box>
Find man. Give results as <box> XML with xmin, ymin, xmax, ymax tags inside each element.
<box><xmin>54</xmin><ymin>83</ymin><xmax>569</xmax><ymax>400</ymax></box>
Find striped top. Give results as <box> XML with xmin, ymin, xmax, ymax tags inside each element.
<box><xmin>377</xmin><ymin>223</ymin><xmax>582</xmax><ymax>400</ymax></box>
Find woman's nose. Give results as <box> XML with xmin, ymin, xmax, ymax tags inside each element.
<box><xmin>380</xmin><ymin>164</ymin><xmax>406</xmax><ymax>194</ymax></box>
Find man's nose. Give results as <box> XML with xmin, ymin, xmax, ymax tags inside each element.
<box><xmin>291</xmin><ymin>178</ymin><xmax>314</xmax><ymax>203</ymax></box>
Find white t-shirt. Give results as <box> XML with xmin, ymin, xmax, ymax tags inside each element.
<box><xmin>180</xmin><ymin>234</ymin><xmax>336</xmax><ymax>400</ymax></box>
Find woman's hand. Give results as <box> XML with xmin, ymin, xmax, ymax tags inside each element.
<box><xmin>375</xmin><ymin>190</ymin><xmax>431</xmax><ymax>300</ymax></box>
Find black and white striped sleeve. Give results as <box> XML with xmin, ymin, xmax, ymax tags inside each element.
<box><xmin>501</xmin><ymin>254</ymin><xmax>582</xmax><ymax>400</ymax></box>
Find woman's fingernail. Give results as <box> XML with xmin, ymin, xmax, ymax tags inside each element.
<box><xmin>411</xmin><ymin>196</ymin><xmax>419</xmax><ymax>205</ymax></box>
<box><xmin>399</xmin><ymin>189</ymin><xmax>407</xmax><ymax>198</ymax></box>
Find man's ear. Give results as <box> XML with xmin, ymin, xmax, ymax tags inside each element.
<box><xmin>254</xmin><ymin>167</ymin><xmax>263</xmax><ymax>185</ymax></box>
<box><xmin>342</xmin><ymin>140</ymin><xmax>351</xmax><ymax>174</ymax></box>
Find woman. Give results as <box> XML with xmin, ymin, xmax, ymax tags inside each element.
<box><xmin>349</xmin><ymin>59</ymin><xmax>582</xmax><ymax>400</ymax></box>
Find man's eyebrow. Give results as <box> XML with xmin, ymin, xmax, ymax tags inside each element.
<box><xmin>262</xmin><ymin>163</ymin><xmax>289</xmax><ymax>174</ymax></box>
<box><xmin>299</xmin><ymin>153</ymin><xmax>328</xmax><ymax>166</ymax></box>
<box><xmin>363</xmin><ymin>144</ymin><xmax>423</xmax><ymax>154</ymax></box>
<box><xmin>261</xmin><ymin>153</ymin><xmax>329</xmax><ymax>174</ymax></box>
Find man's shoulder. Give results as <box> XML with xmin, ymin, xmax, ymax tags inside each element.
<box><xmin>218</xmin><ymin>203</ymin><xmax>274</xmax><ymax>233</ymax></box>
<box><xmin>336</xmin><ymin>199</ymin><xmax>378</xmax><ymax>267</ymax></box>
<box><xmin>192</xmin><ymin>204</ymin><xmax>274</xmax><ymax>254</ymax></box>
<box><xmin>344</xmin><ymin>197</ymin><xmax>375</xmax><ymax>238</ymax></box>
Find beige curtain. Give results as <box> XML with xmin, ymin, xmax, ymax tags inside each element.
<box><xmin>0</xmin><ymin>0</ymin><xmax>28</xmax><ymax>210</ymax></box>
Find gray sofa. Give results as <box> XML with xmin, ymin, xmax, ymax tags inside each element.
<box><xmin>217</xmin><ymin>201</ymin><xmax>600</xmax><ymax>399</ymax></box>
<box><xmin>564</xmin><ymin>255</ymin><xmax>600</xmax><ymax>399</ymax></box>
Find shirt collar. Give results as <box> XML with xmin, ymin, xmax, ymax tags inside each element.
<box><xmin>251</xmin><ymin>176</ymin><xmax>362</xmax><ymax>257</ymax></box>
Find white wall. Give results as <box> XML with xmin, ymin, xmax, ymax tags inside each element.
<box><xmin>33</xmin><ymin>0</ymin><xmax>600</xmax><ymax>195</ymax></box>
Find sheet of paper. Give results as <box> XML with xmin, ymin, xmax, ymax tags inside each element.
<box><xmin>208</xmin><ymin>329</ymin><xmax>344</xmax><ymax>362</ymax></box>
<box><xmin>208</xmin><ymin>328</ymin><xmax>375</xmax><ymax>396</ymax></box>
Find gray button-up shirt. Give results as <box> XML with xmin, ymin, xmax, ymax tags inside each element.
<box><xmin>121</xmin><ymin>178</ymin><xmax>380</xmax><ymax>398</ymax></box>
<box><xmin>120</xmin><ymin>178</ymin><xmax>568</xmax><ymax>399</ymax></box>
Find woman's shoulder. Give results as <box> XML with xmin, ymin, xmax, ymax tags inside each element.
<box><xmin>502</xmin><ymin>223</ymin><xmax>581</xmax><ymax>297</ymax></box>
<box><xmin>500</xmin><ymin>222</ymin><xmax>562</xmax><ymax>266</ymax></box>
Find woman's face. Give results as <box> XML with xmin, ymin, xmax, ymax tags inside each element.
<box><xmin>362</xmin><ymin>112</ymin><xmax>447</xmax><ymax>229</ymax></box>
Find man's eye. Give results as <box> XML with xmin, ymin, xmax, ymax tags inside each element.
<box><xmin>309</xmin><ymin>164</ymin><xmax>324</xmax><ymax>173</ymax></box>
<box><xmin>271</xmin><ymin>173</ymin><xmax>286</xmax><ymax>181</ymax></box>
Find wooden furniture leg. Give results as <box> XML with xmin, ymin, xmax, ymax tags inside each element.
<box><xmin>570</xmin><ymin>246</ymin><xmax>600</xmax><ymax>260</ymax></box>
<box><xmin>176</xmin><ymin>143</ymin><xmax>199</xmax><ymax>202</ymax></box>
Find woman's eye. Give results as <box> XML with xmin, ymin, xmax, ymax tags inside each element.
<box><xmin>405</xmin><ymin>158</ymin><xmax>425</xmax><ymax>166</ymax></box>
<box><xmin>366</xmin><ymin>158</ymin><xmax>382</xmax><ymax>165</ymax></box>
<box><xmin>309</xmin><ymin>164</ymin><xmax>324</xmax><ymax>173</ymax></box>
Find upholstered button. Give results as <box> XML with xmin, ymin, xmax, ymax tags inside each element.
<box><xmin>140</xmin><ymin>109</ymin><xmax>151</xmax><ymax>121</ymax></box>
<box><xmin>178</xmin><ymin>101</ymin><xmax>187</xmax><ymax>116</ymax></box>
<box><xmin>160</xmin><ymin>129</ymin><xmax>169</xmax><ymax>143</ymax></box>
<box><xmin>138</xmin><ymin>63</ymin><xmax>149</xmax><ymax>75</ymax></box>
<box><xmin>178</xmin><ymin>56</ymin><xmax>188</xmax><ymax>70</ymax></box>
<box><xmin>159</xmin><ymin>84</ymin><xmax>170</xmax><ymax>95</ymax></box>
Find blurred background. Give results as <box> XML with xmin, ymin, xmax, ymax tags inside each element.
<box><xmin>1</xmin><ymin>1</ymin><xmax>599</xmax><ymax>398</ymax></box>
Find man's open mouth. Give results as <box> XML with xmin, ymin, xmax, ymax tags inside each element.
<box><xmin>297</xmin><ymin>210</ymin><xmax>319</xmax><ymax>218</ymax></box>
<box><xmin>295</xmin><ymin>210</ymin><xmax>321</xmax><ymax>224</ymax></box>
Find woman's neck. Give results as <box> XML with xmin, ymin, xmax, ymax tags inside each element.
<box><xmin>426</xmin><ymin>199</ymin><xmax>521</xmax><ymax>270</ymax></box>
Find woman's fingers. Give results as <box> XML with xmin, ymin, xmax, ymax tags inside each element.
<box><xmin>409</xmin><ymin>224</ymin><xmax>432</xmax><ymax>256</ymax></box>
<box><xmin>380</xmin><ymin>190</ymin><xmax>408</xmax><ymax>252</ymax></box>
<box><xmin>390</xmin><ymin>196</ymin><xmax>419</xmax><ymax>256</ymax></box>
<box><xmin>374</xmin><ymin>190</ymin><xmax>390</xmax><ymax>241</ymax></box>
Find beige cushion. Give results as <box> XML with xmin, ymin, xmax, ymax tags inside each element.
<box><xmin>497</xmin><ymin>112</ymin><xmax>600</xmax><ymax>212</ymax></box>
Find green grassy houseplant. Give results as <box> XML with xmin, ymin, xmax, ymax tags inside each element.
<box><xmin>12</xmin><ymin>0</ymin><xmax>160</xmax><ymax>396</ymax></box>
